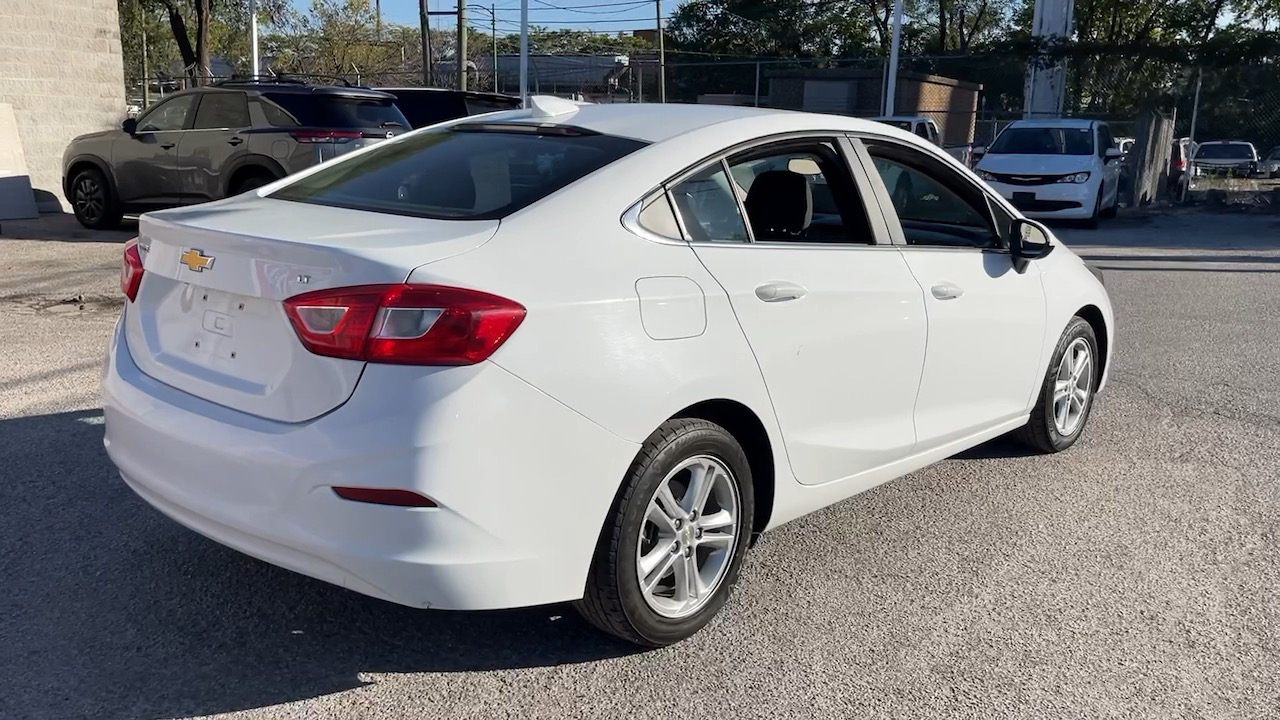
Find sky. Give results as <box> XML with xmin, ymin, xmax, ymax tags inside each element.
<box><xmin>293</xmin><ymin>0</ymin><xmax>689</xmax><ymax>36</ymax></box>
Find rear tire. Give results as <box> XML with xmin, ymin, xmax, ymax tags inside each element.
<box><xmin>575</xmin><ymin>418</ymin><xmax>754</xmax><ymax>647</ymax></box>
<box><xmin>1017</xmin><ymin>317</ymin><xmax>1099</xmax><ymax>454</ymax></box>
<box><xmin>71</xmin><ymin>167</ymin><xmax>122</xmax><ymax>230</ymax></box>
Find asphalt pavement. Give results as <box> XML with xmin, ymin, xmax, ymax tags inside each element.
<box><xmin>1</xmin><ymin>210</ymin><xmax>1277</xmax><ymax>720</ymax></box>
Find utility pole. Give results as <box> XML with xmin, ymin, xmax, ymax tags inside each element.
<box><xmin>884</xmin><ymin>0</ymin><xmax>904</xmax><ymax>115</ymax></box>
<box><xmin>491</xmin><ymin>5</ymin><xmax>498</xmax><ymax>92</ymax></box>
<box><xmin>420</xmin><ymin>0</ymin><xmax>432</xmax><ymax>85</ymax></box>
<box><xmin>457</xmin><ymin>0</ymin><xmax>468</xmax><ymax>90</ymax></box>
<box><xmin>520</xmin><ymin>0</ymin><xmax>529</xmax><ymax>106</ymax></box>
<box><xmin>375</xmin><ymin>0</ymin><xmax>382</xmax><ymax>39</ymax></box>
<box><xmin>656</xmin><ymin>0</ymin><xmax>665</xmax><ymax>102</ymax></box>
<box><xmin>142</xmin><ymin>30</ymin><xmax>151</xmax><ymax>107</ymax></box>
<box><xmin>249</xmin><ymin>0</ymin><xmax>260</xmax><ymax>77</ymax></box>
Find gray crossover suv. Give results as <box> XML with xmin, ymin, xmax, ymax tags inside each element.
<box><xmin>62</xmin><ymin>79</ymin><xmax>410</xmax><ymax>228</ymax></box>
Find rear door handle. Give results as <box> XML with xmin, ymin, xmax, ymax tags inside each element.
<box><xmin>931</xmin><ymin>282</ymin><xmax>965</xmax><ymax>300</ymax></box>
<box><xmin>160</xmin><ymin>142</ymin><xmax>175</xmax><ymax>150</ymax></box>
<box><xmin>755</xmin><ymin>282</ymin><xmax>807</xmax><ymax>303</ymax></box>
<box><xmin>227</xmin><ymin>137</ymin><xmax>243</xmax><ymax>146</ymax></box>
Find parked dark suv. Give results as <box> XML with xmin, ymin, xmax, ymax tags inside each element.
<box><xmin>62</xmin><ymin>79</ymin><xmax>410</xmax><ymax>228</ymax></box>
<box><xmin>373</xmin><ymin>87</ymin><xmax>521</xmax><ymax>129</ymax></box>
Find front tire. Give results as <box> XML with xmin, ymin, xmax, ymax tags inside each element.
<box><xmin>1082</xmin><ymin>186</ymin><xmax>1103</xmax><ymax>228</ymax></box>
<box><xmin>1017</xmin><ymin>317</ymin><xmax>1099</xmax><ymax>453</ymax></box>
<box><xmin>71</xmin><ymin>167</ymin><xmax>122</xmax><ymax>230</ymax></box>
<box><xmin>575</xmin><ymin>418</ymin><xmax>754</xmax><ymax>647</ymax></box>
<box><xmin>1100</xmin><ymin>185</ymin><xmax>1118</xmax><ymax>218</ymax></box>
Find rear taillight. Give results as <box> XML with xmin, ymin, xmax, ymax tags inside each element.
<box><xmin>290</xmin><ymin>130</ymin><xmax>362</xmax><ymax>144</ymax></box>
<box><xmin>121</xmin><ymin>238</ymin><xmax>144</xmax><ymax>302</ymax></box>
<box><xmin>283</xmin><ymin>284</ymin><xmax>526</xmax><ymax>366</ymax></box>
<box><xmin>1174</xmin><ymin>158</ymin><xmax>1185</xmax><ymax>170</ymax></box>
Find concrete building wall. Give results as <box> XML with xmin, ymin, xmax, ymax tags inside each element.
<box><xmin>0</xmin><ymin>0</ymin><xmax>125</xmax><ymax>211</ymax></box>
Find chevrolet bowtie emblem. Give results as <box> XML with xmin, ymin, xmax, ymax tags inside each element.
<box><xmin>180</xmin><ymin>249</ymin><xmax>215</xmax><ymax>272</ymax></box>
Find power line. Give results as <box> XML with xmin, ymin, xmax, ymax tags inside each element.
<box><xmin>533</xmin><ymin>0</ymin><xmax>651</xmax><ymax>14</ymax></box>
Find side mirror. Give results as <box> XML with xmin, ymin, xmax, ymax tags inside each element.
<box><xmin>122</xmin><ymin>118</ymin><xmax>138</xmax><ymax>135</ymax></box>
<box><xmin>972</xmin><ymin>146</ymin><xmax>987</xmax><ymax>157</ymax></box>
<box><xmin>1008</xmin><ymin>217</ymin><xmax>1054</xmax><ymax>272</ymax></box>
<box><xmin>1105</xmin><ymin>147</ymin><xmax>1123</xmax><ymax>161</ymax></box>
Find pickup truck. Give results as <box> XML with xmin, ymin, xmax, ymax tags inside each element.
<box><xmin>870</xmin><ymin>116</ymin><xmax>972</xmax><ymax>166</ymax></box>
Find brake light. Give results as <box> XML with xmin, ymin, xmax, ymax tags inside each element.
<box><xmin>290</xmin><ymin>130</ymin><xmax>362</xmax><ymax>144</ymax></box>
<box><xmin>121</xmin><ymin>238</ymin><xmax>144</xmax><ymax>301</ymax></box>
<box><xmin>283</xmin><ymin>284</ymin><xmax>526</xmax><ymax>365</ymax></box>
<box><xmin>1174</xmin><ymin>158</ymin><xmax>1185</xmax><ymax>170</ymax></box>
<box><xmin>332</xmin><ymin>487</ymin><xmax>437</xmax><ymax>507</ymax></box>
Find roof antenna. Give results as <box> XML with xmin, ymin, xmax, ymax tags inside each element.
<box><xmin>529</xmin><ymin>95</ymin><xmax>580</xmax><ymax>119</ymax></box>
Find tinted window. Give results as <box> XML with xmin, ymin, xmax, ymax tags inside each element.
<box><xmin>466</xmin><ymin>97</ymin><xmax>522</xmax><ymax>115</ymax></box>
<box><xmin>669</xmin><ymin>164</ymin><xmax>749</xmax><ymax>243</ymax></box>
<box><xmin>1268</xmin><ymin>148</ymin><xmax>1280</xmax><ymax>160</ymax></box>
<box><xmin>868</xmin><ymin>142</ymin><xmax>998</xmax><ymax>248</ymax></box>
<box><xmin>390</xmin><ymin>92</ymin><xmax>466</xmax><ymax>128</ymax></box>
<box><xmin>914</xmin><ymin>123</ymin><xmax>931</xmax><ymax>140</ymax></box>
<box><xmin>727</xmin><ymin>142</ymin><xmax>872</xmax><ymax>244</ymax></box>
<box><xmin>989</xmin><ymin>127</ymin><xmax>1093</xmax><ymax>156</ymax></box>
<box><xmin>1196</xmin><ymin>144</ymin><xmax>1254</xmax><ymax>159</ymax></box>
<box><xmin>261</xmin><ymin>92</ymin><xmax>409</xmax><ymax>130</ymax></box>
<box><xmin>138</xmin><ymin>94</ymin><xmax>196</xmax><ymax>132</ymax></box>
<box><xmin>270</xmin><ymin>126</ymin><xmax>645</xmax><ymax>220</ymax></box>
<box><xmin>193</xmin><ymin>91</ymin><xmax>250</xmax><ymax>129</ymax></box>
<box><xmin>1096</xmin><ymin>125</ymin><xmax>1113</xmax><ymax>158</ymax></box>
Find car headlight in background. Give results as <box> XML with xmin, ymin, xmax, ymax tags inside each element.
<box><xmin>978</xmin><ymin>170</ymin><xmax>997</xmax><ymax>181</ymax></box>
<box><xmin>1057</xmin><ymin>172</ymin><xmax>1091</xmax><ymax>184</ymax></box>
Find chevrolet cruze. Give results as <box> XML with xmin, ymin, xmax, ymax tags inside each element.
<box><xmin>103</xmin><ymin>98</ymin><xmax>1114</xmax><ymax>646</ymax></box>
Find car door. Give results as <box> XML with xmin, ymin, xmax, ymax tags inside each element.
<box><xmin>114</xmin><ymin>93</ymin><xmax>197</xmax><ymax>206</ymax></box>
<box><xmin>857</xmin><ymin>137</ymin><xmax>1048</xmax><ymax>450</ymax></box>
<box><xmin>179</xmin><ymin>89</ymin><xmax>252</xmax><ymax>201</ymax></box>
<box><xmin>673</xmin><ymin>136</ymin><xmax>928</xmax><ymax>486</ymax></box>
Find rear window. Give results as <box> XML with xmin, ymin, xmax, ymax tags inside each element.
<box><xmin>269</xmin><ymin>125</ymin><xmax>647</xmax><ymax>220</ymax></box>
<box><xmin>989</xmin><ymin>127</ymin><xmax>1093</xmax><ymax>156</ymax></box>
<box><xmin>260</xmin><ymin>92</ymin><xmax>409</xmax><ymax>130</ymax></box>
<box><xmin>1195</xmin><ymin>144</ymin><xmax>1254</xmax><ymax>159</ymax></box>
<box><xmin>466</xmin><ymin>97</ymin><xmax>522</xmax><ymax>115</ymax></box>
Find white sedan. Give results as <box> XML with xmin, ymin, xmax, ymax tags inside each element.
<box><xmin>103</xmin><ymin>97</ymin><xmax>1114</xmax><ymax>647</ymax></box>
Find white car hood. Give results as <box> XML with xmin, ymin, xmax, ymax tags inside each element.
<box><xmin>977</xmin><ymin>154</ymin><xmax>1096</xmax><ymax>175</ymax></box>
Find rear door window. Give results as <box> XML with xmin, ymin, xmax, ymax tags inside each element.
<box><xmin>260</xmin><ymin>92</ymin><xmax>409</xmax><ymax>130</ymax></box>
<box><xmin>270</xmin><ymin>125</ymin><xmax>646</xmax><ymax>219</ymax></box>
<box><xmin>192</xmin><ymin>91</ymin><xmax>250</xmax><ymax>129</ymax></box>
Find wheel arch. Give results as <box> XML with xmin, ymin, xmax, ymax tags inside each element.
<box><xmin>1075</xmin><ymin>304</ymin><xmax>1109</xmax><ymax>387</ymax></box>
<box><xmin>222</xmin><ymin>155</ymin><xmax>285</xmax><ymax>197</ymax></box>
<box><xmin>64</xmin><ymin>155</ymin><xmax>117</xmax><ymax>201</ymax></box>
<box><xmin>671</xmin><ymin>399</ymin><xmax>775</xmax><ymax>540</ymax></box>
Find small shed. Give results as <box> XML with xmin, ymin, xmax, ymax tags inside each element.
<box><xmin>767</xmin><ymin>68</ymin><xmax>982</xmax><ymax>146</ymax></box>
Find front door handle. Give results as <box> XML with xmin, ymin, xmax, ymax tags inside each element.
<box><xmin>931</xmin><ymin>282</ymin><xmax>965</xmax><ymax>300</ymax></box>
<box><xmin>227</xmin><ymin>136</ymin><xmax>243</xmax><ymax>146</ymax></box>
<box><xmin>160</xmin><ymin>142</ymin><xmax>176</xmax><ymax>150</ymax></box>
<box><xmin>755</xmin><ymin>282</ymin><xmax>807</xmax><ymax>303</ymax></box>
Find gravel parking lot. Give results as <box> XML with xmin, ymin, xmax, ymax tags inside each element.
<box><xmin>1</xmin><ymin>210</ymin><xmax>1277</xmax><ymax>720</ymax></box>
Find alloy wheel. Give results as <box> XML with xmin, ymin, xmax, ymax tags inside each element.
<box><xmin>75</xmin><ymin>176</ymin><xmax>104</xmax><ymax>224</ymax></box>
<box><xmin>1052</xmin><ymin>337</ymin><xmax>1093</xmax><ymax>436</ymax></box>
<box><xmin>635</xmin><ymin>455</ymin><xmax>741</xmax><ymax>619</ymax></box>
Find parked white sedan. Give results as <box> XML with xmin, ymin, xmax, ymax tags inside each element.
<box><xmin>103</xmin><ymin>98</ymin><xmax>1114</xmax><ymax>647</ymax></box>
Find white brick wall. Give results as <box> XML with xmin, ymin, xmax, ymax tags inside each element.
<box><xmin>0</xmin><ymin>0</ymin><xmax>125</xmax><ymax>211</ymax></box>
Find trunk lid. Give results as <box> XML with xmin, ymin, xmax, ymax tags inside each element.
<box><xmin>124</xmin><ymin>196</ymin><xmax>497</xmax><ymax>423</ymax></box>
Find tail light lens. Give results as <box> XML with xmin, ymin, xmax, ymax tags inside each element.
<box><xmin>284</xmin><ymin>284</ymin><xmax>526</xmax><ymax>365</ymax></box>
<box><xmin>121</xmin><ymin>237</ymin><xmax>144</xmax><ymax>301</ymax></box>
<box><xmin>291</xmin><ymin>130</ymin><xmax>362</xmax><ymax>144</ymax></box>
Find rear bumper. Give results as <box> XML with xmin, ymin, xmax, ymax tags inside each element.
<box><xmin>102</xmin><ymin>317</ymin><xmax>639</xmax><ymax>610</ymax></box>
<box><xmin>989</xmin><ymin>180</ymin><xmax>1095</xmax><ymax>219</ymax></box>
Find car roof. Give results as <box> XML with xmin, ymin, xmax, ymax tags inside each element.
<box><xmin>458</xmin><ymin>101</ymin><xmax>894</xmax><ymax>144</ymax></box>
<box><xmin>1199</xmin><ymin>140</ymin><xmax>1254</xmax><ymax>145</ymax></box>
<box><xmin>1006</xmin><ymin>118</ymin><xmax>1097</xmax><ymax>129</ymax></box>
<box><xmin>208</xmin><ymin>81</ymin><xmax>395</xmax><ymax>100</ymax></box>
<box><xmin>375</xmin><ymin>87</ymin><xmax>518</xmax><ymax>101</ymax></box>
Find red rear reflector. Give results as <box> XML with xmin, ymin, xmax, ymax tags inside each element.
<box><xmin>121</xmin><ymin>237</ymin><xmax>144</xmax><ymax>302</ymax></box>
<box><xmin>284</xmin><ymin>284</ymin><xmax>526</xmax><ymax>366</ymax></box>
<box><xmin>332</xmin><ymin>487</ymin><xmax>437</xmax><ymax>507</ymax></box>
<box><xmin>291</xmin><ymin>130</ymin><xmax>362</xmax><ymax>143</ymax></box>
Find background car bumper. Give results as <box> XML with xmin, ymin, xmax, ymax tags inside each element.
<box><xmin>102</xmin><ymin>318</ymin><xmax>639</xmax><ymax>611</ymax></box>
<box><xmin>988</xmin><ymin>180</ymin><xmax>1095</xmax><ymax>220</ymax></box>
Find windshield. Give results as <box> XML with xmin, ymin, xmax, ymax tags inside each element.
<box><xmin>1196</xmin><ymin>144</ymin><xmax>1255</xmax><ymax>160</ymax></box>
<box><xmin>989</xmin><ymin>127</ymin><xmax>1094</xmax><ymax>156</ymax></box>
<box><xmin>270</xmin><ymin>125</ymin><xmax>647</xmax><ymax>220</ymax></box>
